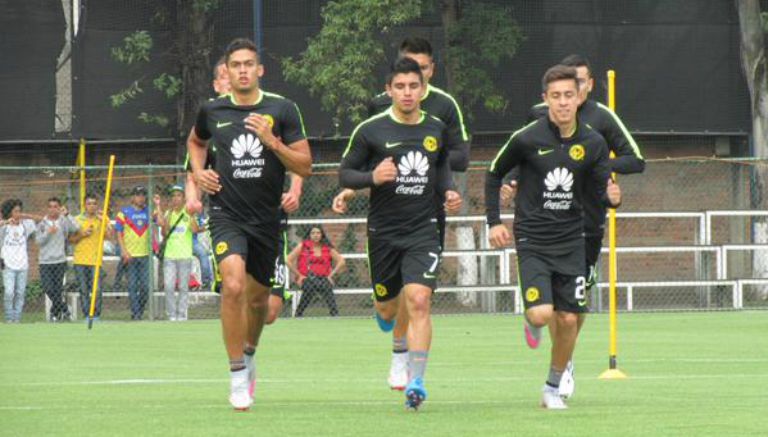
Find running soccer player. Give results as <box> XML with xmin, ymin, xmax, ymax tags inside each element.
<box><xmin>502</xmin><ymin>54</ymin><xmax>644</xmax><ymax>398</ymax></box>
<box><xmin>333</xmin><ymin>37</ymin><xmax>470</xmax><ymax>391</ymax></box>
<box><xmin>336</xmin><ymin>58</ymin><xmax>463</xmax><ymax>410</ymax></box>
<box><xmin>486</xmin><ymin>65</ymin><xmax>621</xmax><ymax>409</ymax></box>
<box><xmin>187</xmin><ymin>38</ymin><xmax>311</xmax><ymax>411</ymax></box>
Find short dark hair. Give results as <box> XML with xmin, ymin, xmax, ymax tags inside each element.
<box><xmin>399</xmin><ymin>37</ymin><xmax>433</xmax><ymax>57</ymax></box>
<box><xmin>48</xmin><ymin>197</ymin><xmax>61</xmax><ymax>206</ymax></box>
<box><xmin>212</xmin><ymin>56</ymin><xmax>226</xmax><ymax>80</ymax></box>
<box><xmin>386</xmin><ymin>57</ymin><xmax>424</xmax><ymax>85</ymax></box>
<box><xmin>541</xmin><ymin>65</ymin><xmax>579</xmax><ymax>93</ymax></box>
<box><xmin>84</xmin><ymin>193</ymin><xmax>98</xmax><ymax>203</ymax></box>
<box><xmin>224</xmin><ymin>38</ymin><xmax>259</xmax><ymax>64</ymax></box>
<box><xmin>1</xmin><ymin>198</ymin><xmax>22</xmax><ymax>218</ymax></box>
<box><xmin>560</xmin><ymin>54</ymin><xmax>592</xmax><ymax>77</ymax></box>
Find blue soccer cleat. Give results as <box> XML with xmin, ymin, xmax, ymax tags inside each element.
<box><xmin>404</xmin><ymin>377</ymin><xmax>427</xmax><ymax>410</ymax></box>
<box><xmin>375</xmin><ymin>311</ymin><xmax>395</xmax><ymax>332</ymax></box>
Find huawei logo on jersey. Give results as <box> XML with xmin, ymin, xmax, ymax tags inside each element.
<box><xmin>231</xmin><ymin>133</ymin><xmax>263</xmax><ymax>159</ymax></box>
<box><xmin>543</xmin><ymin>167</ymin><xmax>574</xmax><ymax>210</ymax></box>
<box><xmin>544</xmin><ymin>167</ymin><xmax>574</xmax><ymax>192</ymax></box>
<box><xmin>398</xmin><ymin>151</ymin><xmax>429</xmax><ymax>176</ymax></box>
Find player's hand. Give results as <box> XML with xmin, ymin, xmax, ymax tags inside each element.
<box><xmin>153</xmin><ymin>194</ymin><xmax>162</xmax><ymax>207</ymax></box>
<box><xmin>281</xmin><ymin>191</ymin><xmax>300</xmax><ymax>214</ymax></box>
<box><xmin>607</xmin><ymin>178</ymin><xmax>622</xmax><ymax>208</ymax></box>
<box><xmin>489</xmin><ymin>224</ymin><xmax>512</xmax><ymax>248</ymax></box>
<box><xmin>186</xmin><ymin>198</ymin><xmax>203</xmax><ymax>215</ymax></box>
<box><xmin>500</xmin><ymin>181</ymin><xmax>517</xmax><ymax>202</ymax></box>
<box><xmin>193</xmin><ymin>169</ymin><xmax>221</xmax><ymax>195</ymax></box>
<box><xmin>244</xmin><ymin>114</ymin><xmax>279</xmax><ymax>150</ymax></box>
<box><xmin>60</xmin><ymin>206</ymin><xmax>69</xmax><ymax>216</ymax></box>
<box><xmin>332</xmin><ymin>189</ymin><xmax>355</xmax><ymax>214</ymax></box>
<box><xmin>328</xmin><ymin>276</ymin><xmax>335</xmax><ymax>286</ymax></box>
<box><xmin>122</xmin><ymin>252</ymin><xmax>133</xmax><ymax>264</ymax></box>
<box><xmin>83</xmin><ymin>226</ymin><xmax>94</xmax><ymax>237</ymax></box>
<box><xmin>372</xmin><ymin>157</ymin><xmax>397</xmax><ymax>185</ymax></box>
<box><xmin>48</xmin><ymin>224</ymin><xmax>58</xmax><ymax>234</ymax></box>
<box><xmin>444</xmin><ymin>190</ymin><xmax>462</xmax><ymax>213</ymax></box>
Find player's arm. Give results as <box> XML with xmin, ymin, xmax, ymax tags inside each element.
<box><xmin>597</xmin><ymin>103</ymin><xmax>645</xmax><ymax>175</ymax></box>
<box><xmin>328</xmin><ymin>249</ymin><xmax>346</xmax><ymax>284</ymax></box>
<box><xmin>438</xmin><ymin>129</ymin><xmax>462</xmax><ymax>212</ymax></box>
<box><xmin>485</xmin><ymin>133</ymin><xmax>523</xmax><ymax>247</ymax></box>
<box><xmin>281</xmin><ymin>173</ymin><xmax>303</xmax><ymax>214</ymax></box>
<box><xmin>285</xmin><ymin>243</ymin><xmax>305</xmax><ymax>285</ymax></box>
<box><xmin>114</xmin><ymin>212</ymin><xmax>131</xmax><ymax>262</ymax></box>
<box><xmin>442</xmin><ymin>96</ymin><xmax>470</xmax><ymax>172</ymax></box>
<box><xmin>245</xmin><ymin>102</ymin><xmax>312</xmax><ymax>178</ymax></box>
<box><xmin>590</xmin><ymin>139</ymin><xmax>622</xmax><ymax>208</ymax></box>
<box><xmin>339</xmin><ymin>127</ymin><xmax>396</xmax><ymax>189</ymax></box>
<box><xmin>187</xmin><ymin>106</ymin><xmax>221</xmax><ymax>194</ymax></box>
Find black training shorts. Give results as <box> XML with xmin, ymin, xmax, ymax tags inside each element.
<box><xmin>269</xmin><ymin>230</ymin><xmax>289</xmax><ymax>299</ymax></box>
<box><xmin>367</xmin><ymin>233</ymin><xmax>441</xmax><ymax>302</ymax></box>
<box><xmin>517</xmin><ymin>247</ymin><xmax>588</xmax><ymax>314</ymax></box>
<box><xmin>209</xmin><ymin>213</ymin><xmax>278</xmax><ymax>287</ymax></box>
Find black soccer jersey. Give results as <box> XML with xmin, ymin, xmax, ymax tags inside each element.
<box><xmin>369</xmin><ymin>84</ymin><xmax>470</xmax><ymax>171</ymax></box>
<box><xmin>339</xmin><ymin>108</ymin><xmax>458</xmax><ymax>238</ymax></box>
<box><xmin>486</xmin><ymin>118</ymin><xmax>611</xmax><ymax>255</ymax></box>
<box><xmin>194</xmin><ymin>92</ymin><xmax>307</xmax><ymax>224</ymax></box>
<box><xmin>526</xmin><ymin>99</ymin><xmax>643</xmax><ymax>236</ymax></box>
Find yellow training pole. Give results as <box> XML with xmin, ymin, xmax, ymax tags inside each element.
<box><xmin>599</xmin><ymin>70</ymin><xmax>627</xmax><ymax>379</ymax></box>
<box><xmin>87</xmin><ymin>155</ymin><xmax>116</xmax><ymax>330</ymax></box>
<box><xmin>79</xmin><ymin>139</ymin><xmax>86</xmax><ymax>213</ymax></box>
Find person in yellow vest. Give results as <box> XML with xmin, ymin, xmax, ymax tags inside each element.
<box><xmin>156</xmin><ymin>186</ymin><xmax>200</xmax><ymax>321</ymax></box>
<box><xmin>69</xmin><ymin>194</ymin><xmax>112</xmax><ymax>319</ymax></box>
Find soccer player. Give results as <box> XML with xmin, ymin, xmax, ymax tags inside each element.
<box><xmin>336</xmin><ymin>58</ymin><xmax>463</xmax><ymax>410</ymax></box>
<box><xmin>187</xmin><ymin>38</ymin><xmax>311</xmax><ymax>410</ymax></box>
<box><xmin>502</xmin><ymin>54</ymin><xmax>644</xmax><ymax>398</ymax></box>
<box><xmin>333</xmin><ymin>36</ymin><xmax>470</xmax><ymax>391</ymax></box>
<box><xmin>486</xmin><ymin>65</ymin><xmax>621</xmax><ymax>409</ymax></box>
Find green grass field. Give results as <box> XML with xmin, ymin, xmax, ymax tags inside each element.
<box><xmin>1</xmin><ymin>312</ymin><xmax>766</xmax><ymax>436</ymax></box>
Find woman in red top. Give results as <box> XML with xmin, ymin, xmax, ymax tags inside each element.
<box><xmin>286</xmin><ymin>226</ymin><xmax>345</xmax><ymax>317</ymax></box>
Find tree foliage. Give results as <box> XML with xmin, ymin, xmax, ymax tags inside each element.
<box><xmin>282</xmin><ymin>0</ymin><xmax>524</xmax><ymax>129</ymax></box>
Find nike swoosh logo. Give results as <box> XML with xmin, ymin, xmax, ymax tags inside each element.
<box><xmin>423</xmin><ymin>273</ymin><xmax>436</xmax><ymax>279</ymax></box>
<box><xmin>578</xmin><ymin>300</ymin><xmax>587</xmax><ymax>307</ymax></box>
<box><xmin>537</xmin><ymin>148</ymin><xmax>554</xmax><ymax>156</ymax></box>
<box><xmin>216</xmin><ymin>121</ymin><xmax>232</xmax><ymax>128</ymax></box>
<box><xmin>385</xmin><ymin>142</ymin><xmax>403</xmax><ymax>148</ymax></box>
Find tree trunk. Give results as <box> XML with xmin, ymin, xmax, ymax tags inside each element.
<box><xmin>175</xmin><ymin>1</ymin><xmax>215</xmax><ymax>163</ymax></box>
<box><xmin>439</xmin><ymin>0</ymin><xmax>459</xmax><ymax>93</ymax></box>
<box><xmin>737</xmin><ymin>0</ymin><xmax>768</xmax><ymax>299</ymax></box>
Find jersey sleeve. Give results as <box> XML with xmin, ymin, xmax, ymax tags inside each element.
<box><xmin>527</xmin><ymin>103</ymin><xmax>548</xmax><ymax>123</ymax></box>
<box><xmin>596</xmin><ymin>103</ymin><xmax>645</xmax><ymax>174</ymax></box>
<box><xmin>339</xmin><ymin>124</ymin><xmax>375</xmax><ymax>189</ymax></box>
<box><xmin>114</xmin><ymin>211</ymin><xmax>125</xmax><ymax>233</ymax></box>
<box><xmin>435</xmin><ymin>140</ymin><xmax>455</xmax><ymax>195</ymax></box>
<box><xmin>440</xmin><ymin>118</ymin><xmax>469</xmax><ymax>172</ymax></box>
<box><xmin>280</xmin><ymin>101</ymin><xmax>308</xmax><ymax>146</ymax></box>
<box><xmin>587</xmin><ymin>137</ymin><xmax>613</xmax><ymax>207</ymax></box>
<box><xmin>486</xmin><ymin>133</ymin><xmax>525</xmax><ymax>226</ymax></box>
<box><xmin>194</xmin><ymin>104</ymin><xmax>212</xmax><ymax>141</ymax></box>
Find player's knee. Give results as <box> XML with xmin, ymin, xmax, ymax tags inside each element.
<box><xmin>221</xmin><ymin>277</ymin><xmax>246</xmax><ymax>301</ymax></box>
<box><xmin>556</xmin><ymin>311</ymin><xmax>579</xmax><ymax>328</ymax></box>
<box><xmin>526</xmin><ymin>307</ymin><xmax>552</xmax><ymax>327</ymax></box>
<box><xmin>407</xmin><ymin>292</ymin><xmax>431</xmax><ymax>316</ymax></box>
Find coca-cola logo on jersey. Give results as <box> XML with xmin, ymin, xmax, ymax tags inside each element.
<box><xmin>233</xmin><ymin>168</ymin><xmax>264</xmax><ymax>179</ymax></box>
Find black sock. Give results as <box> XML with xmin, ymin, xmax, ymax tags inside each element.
<box><xmin>230</xmin><ymin>358</ymin><xmax>246</xmax><ymax>372</ymax></box>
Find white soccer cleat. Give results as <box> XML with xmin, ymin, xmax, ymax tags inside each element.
<box><xmin>387</xmin><ymin>352</ymin><xmax>409</xmax><ymax>391</ymax></box>
<box><xmin>559</xmin><ymin>361</ymin><xmax>575</xmax><ymax>399</ymax></box>
<box><xmin>229</xmin><ymin>368</ymin><xmax>253</xmax><ymax>411</ymax></box>
<box><xmin>540</xmin><ymin>385</ymin><xmax>568</xmax><ymax>410</ymax></box>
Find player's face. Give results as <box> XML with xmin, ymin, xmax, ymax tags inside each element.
<box><xmin>47</xmin><ymin>201</ymin><xmax>61</xmax><ymax>217</ymax></box>
<box><xmin>310</xmin><ymin>227</ymin><xmax>322</xmax><ymax>243</ymax></box>
<box><xmin>386</xmin><ymin>72</ymin><xmax>424</xmax><ymax>115</ymax></box>
<box><xmin>402</xmin><ymin>52</ymin><xmax>434</xmax><ymax>84</ymax></box>
<box><xmin>543</xmin><ymin>79</ymin><xmax>579</xmax><ymax>126</ymax></box>
<box><xmin>575</xmin><ymin>66</ymin><xmax>593</xmax><ymax>103</ymax></box>
<box><xmin>85</xmin><ymin>199</ymin><xmax>98</xmax><ymax>215</ymax></box>
<box><xmin>132</xmin><ymin>194</ymin><xmax>146</xmax><ymax>208</ymax></box>
<box><xmin>227</xmin><ymin>49</ymin><xmax>263</xmax><ymax>94</ymax></box>
<box><xmin>10</xmin><ymin>205</ymin><xmax>21</xmax><ymax>221</ymax></box>
<box><xmin>171</xmin><ymin>191</ymin><xmax>184</xmax><ymax>209</ymax></box>
<box><xmin>213</xmin><ymin>64</ymin><xmax>231</xmax><ymax>95</ymax></box>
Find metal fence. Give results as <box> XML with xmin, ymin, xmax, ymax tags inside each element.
<box><xmin>1</xmin><ymin>156</ymin><xmax>768</xmax><ymax>323</ymax></box>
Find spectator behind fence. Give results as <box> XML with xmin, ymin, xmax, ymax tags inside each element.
<box><xmin>36</xmin><ymin>197</ymin><xmax>79</xmax><ymax>322</ymax></box>
<box><xmin>287</xmin><ymin>226</ymin><xmax>345</xmax><ymax>317</ymax></box>
<box><xmin>192</xmin><ymin>212</ymin><xmax>213</xmax><ymax>290</ymax></box>
<box><xmin>70</xmin><ymin>194</ymin><xmax>111</xmax><ymax>319</ymax></box>
<box><xmin>156</xmin><ymin>186</ymin><xmax>200</xmax><ymax>321</ymax></box>
<box><xmin>0</xmin><ymin>199</ymin><xmax>37</xmax><ymax>323</ymax></box>
<box><xmin>116</xmin><ymin>186</ymin><xmax>151</xmax><ymax>320</ymax></box>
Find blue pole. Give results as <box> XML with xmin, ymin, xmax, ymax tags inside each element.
<box><xmin>253</xmin><ymin>0</ymin><xmax>263</xmax><ymax>53</ymax></box>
